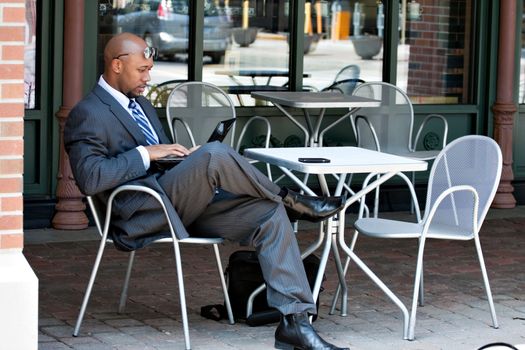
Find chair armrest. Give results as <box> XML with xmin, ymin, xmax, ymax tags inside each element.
<box><xmin>235</xmin><ymin>116</ymin><xmax>272</xmax><ymax>152</ymax></box>
<box><xmin>102</xmin><ymin>185</ymin><xmax>179</xmax><ymax>241</ymax></box>
<box><xmin>412</xmin><ymin>113</ymin><xmax>448</xmax><ymax>152</ymax></box>
<box><xmin>354</xmin><ymin>115</ymin><xmax>380</xmax><ymax>151</ymax></box>
<box><xmin>353</xmin><ymin>171</ymin><xmax>422</xmax><ymax>222</ymax></box>
<box><xmin>422</xmin><ymin>185</ymin><xmax>479</xmax><ymax>237</ymax></box>
<box><xmin>168</xmin><ymin>117</ymin><xmax>196</xmax><ymax>147</ymax></box>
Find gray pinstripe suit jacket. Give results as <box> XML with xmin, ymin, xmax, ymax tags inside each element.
<box><xmin>65</xmin><ymin>85</ymin><xmax>190</xmax><ymax>250</ymax></box>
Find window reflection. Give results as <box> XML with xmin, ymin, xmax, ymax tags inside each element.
<box><xmin>97</xmin><ymin>1</ymin><xmax>474</xmax><ymax>107</ymax></box>
<box><xmin>98</xmin><ymin>0</ymin><xmax>194</xmax><ymax>77</ymax></box>
<box><xmin>24</xmin><ymin>0</ymin><xmax>37</xmax><ymax>109</ymax></box>
<box><xmin>397</xmin><ymin>0</ymin><xmax>473</xmax><ymax>104</ymax></box>
<box><xmin>304</xmin><ymin>0</ymin><xmax>384</xmax><ymax>94</ymax></box>
<box><xmin>203</xmin><ymin>0</ymin><xmax>290</xmax><ymax>106</ymax></box>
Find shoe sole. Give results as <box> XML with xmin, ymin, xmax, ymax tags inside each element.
<box><xmin>274</xmin><ymin>339</ymin><xmax>301</xmax><ymax>350</ymax></box>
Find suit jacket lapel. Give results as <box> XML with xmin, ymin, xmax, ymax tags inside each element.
<box><xmin>93</xmin><ymin>85</ymin><xmax>149</xmax><ymax>145</ymax></box>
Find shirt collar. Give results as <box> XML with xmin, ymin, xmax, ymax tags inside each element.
<box><xmin>98</xmin><ymin>75</ymin><xmax>134</xmax><ymax>111</ymax></box>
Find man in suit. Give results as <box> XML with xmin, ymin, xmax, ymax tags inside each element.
<box><xmin>65</xmin><ymin>33</ymin><xmax>349</xmax><ymax>350</ymax></box>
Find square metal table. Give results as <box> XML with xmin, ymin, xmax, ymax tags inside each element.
<box><xmin>244</xmin><ymin>146</ymin><xmax>428</xmax><ymax>340</ymax></box>
<box><xmin>251</xmin><ymin>91</ymin><xmax>380</xmax><ymax>146</ymax></box>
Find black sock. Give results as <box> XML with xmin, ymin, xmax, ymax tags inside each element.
<box><xmin>278</xmin><ymin>187</ymin><xmax>288</xmax><ymax>198</ymax></box>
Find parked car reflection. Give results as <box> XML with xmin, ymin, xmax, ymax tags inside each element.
<box><xmin>112</xmin><ymin>0</ymin><xmax>232</xmax><ymax>63</ymax></box>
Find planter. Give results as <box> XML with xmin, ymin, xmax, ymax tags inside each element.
<box><xmin>351</xmin><ymin>35</ymin><xmax>383</xmax><ymax>60</ymax></box>
<box><xmin>232</xmin><ymin>27</ymin><xmax>258</xmax><ymax>47</ymax></box>
<box><xmin>304</xmin><ymin>33</ymin><xmax>321</xmax><ymax>54</ymax></box>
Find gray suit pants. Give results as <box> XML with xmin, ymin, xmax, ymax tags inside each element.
<box><xmin>157</xmin><ymin>142</ymin><xmax>316</xmax><ymax>315</ymax></box>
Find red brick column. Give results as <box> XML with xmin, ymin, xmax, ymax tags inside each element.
<box><xmin>0</xmin><ymin>0</ymin><xmax>25</xmax><ymax>250</ymax></box>
<box><xmin>0</xmin><ymin>2</ymin><xmax>38</xmax><ymax>347</ymax></box>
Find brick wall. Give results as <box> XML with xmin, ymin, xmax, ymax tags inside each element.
<box><xmin>0</xmin><ymin>0</ymin><xmax>25</xmax><ymax>250</ymax></box>
<box><xmin>406</xmin><ymin>0</ymin><xmax>467</xmax><ymax>104</ymax></box>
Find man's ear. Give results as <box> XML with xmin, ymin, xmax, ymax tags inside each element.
<box><xmin>111</xmin><ymin>59</ymin><xmax>122</xmax><ymax>74</ymax></box>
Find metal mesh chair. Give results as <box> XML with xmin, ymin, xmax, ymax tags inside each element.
<box><xmin>352</xmin><ymin>135</ymin><xmax>501</xmax><ymax>339</ymax></box>
<box><xmin>72</xmin><ymin>185</ymin><xmax>234</xmax><ymax>350</ymax></box>
<box><xmin>166</xmin><ymin>81</ymin><xmax>276</xmax><ymax>179</ymax></box>
<box><xmin>350</xmin><ymin>81</ymin><xmax>448</xmax><ymax>216</ymax></box>
<box><xmin>145</xmin><ymin>79</ymin><xmax>187</xmax><ymax>108</ymax></box>
<box><xmin>166</xmin><ymin>81</ymin><xmax>237</xmax><ymax>148</ymax></box>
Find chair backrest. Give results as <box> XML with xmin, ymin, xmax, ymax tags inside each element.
<box><xmin>145</xmin><ymin>79</ymin><xmax>187</xmax><ymax>108</ymax></box>
<box><xmin>424</xmin><ymin>135</ymin><xmax>502</xmax><ymax>236</ymax></box>
<box><xmin>322</xmin><ymin>78</ymin><xmax>365</xmax><ymax>95</ymax></box>
<box><xmin>322</xmin><ymin>64</ymin><xmax>362</xmax><ymax>95</ymax></box>
<box><xmin>333</xmin><ymin>64</ymin><xmax>361</xmax><ymax>83</ymax></box>
<box><xmin>351</xmin><ymin>82</ymin><xmax>413</xmax><ymax>155</ymax></box>
<box><xmin>166</xmin><ymin>81</ymin><xmax>236</xmax><ymax>148</ymax></box>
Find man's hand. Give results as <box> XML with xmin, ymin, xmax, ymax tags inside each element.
<box><xmin>145</xmin><ymin>144</ymin><xmax>200</xmax><ymax>161</ymax></box>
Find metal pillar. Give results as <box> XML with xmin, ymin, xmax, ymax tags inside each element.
<box><xmin>491</xmin><ymin>0</ymin><xmax>517</xmax><ymax>208</ymax></box>
<box><xmin>52</xmin><ymin>0</ymin><xmax>89</xmax><ymax>229</ymax></box>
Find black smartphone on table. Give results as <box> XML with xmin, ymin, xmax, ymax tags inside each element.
<box><xmin>298</xmin><ymin>157</ymin><xmax>331</xmax><ymax>163</ymax></box>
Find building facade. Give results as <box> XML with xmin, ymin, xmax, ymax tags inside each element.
<box><xmin>0</xmin><ymin>0</ymin><xmax>523</xmax><ymax>346</ymax></box>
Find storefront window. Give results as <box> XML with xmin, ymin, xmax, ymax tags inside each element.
<box><xmin>97</xmin><ymin>1</ymin><xmax>474</xmax><ymax>106</ymax></box>
<box><xmin>24</xmin><ymin>0</ymin><xmax>38</xmax><ymax>109</ymax></box>
<box><xmin>397</xmin><ymin>0</ymin><xmax>473</xmax><ymax>104</ymax></box>
<box><xmin>303</xmin><ymin>0</ymin><xmax>383</xmax><ymax>93</ymax></box>
<box><xmin>98</xmin><ymin>0</ymin><xmax>194</xmax><ymax>106</ymax></box>
<box><xmin>202</xmin><ymin>0</ymin><xmax>291</xmax><ymax>106</ymax></box>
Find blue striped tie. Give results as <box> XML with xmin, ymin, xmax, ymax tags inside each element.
<box><xmin>128</xmin><ymin>99</ymin><xmax>158</xmax><ymax>145</ymax></box>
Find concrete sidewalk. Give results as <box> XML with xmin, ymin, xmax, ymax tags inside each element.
<box><xmin>24</xmin><ymin>208</ymin><xmax>525</xmax><ymax>349</ymax></box>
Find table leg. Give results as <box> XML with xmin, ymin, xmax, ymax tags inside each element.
<box><xmin>335</xmin><ymin>171</ymin><xmax>411</xmax><ymax>340</ymax></box>
<box><xmin>316</xmin><ymin>172</ymin><xmax>349</xmax><ymax>315</ymax></box>
<box><xmin>272</xmin><ymin>103</ymin><xmax>309</xmax><ymax>146</ymax></box>
<box><xmin>337</xmin><ymin>222</ymin><xmax>410</xmax><ymax>340</ymax></box>
<box><xmin>278</xmin><ymin>167</ymin><xmax>316</xmax><ymax>196</ymax></box>
<box><xmin>331</xmin><ymin>232</ymin><xmax>348</xmax><ymax>316</ymax></box>
<box><xmin>278</xmin><ymin>166</ymin><xmax>410</xmax><ymax>340</ymax></box>
<box><xmin>311</xmin><ymin>218</ymin><xmax>332</xmax><ymax>303</ymax></box>
<box><xmin>318</xmin><ymin>107</ymin><xmax>361</xmax><ymax>147</ymax></box>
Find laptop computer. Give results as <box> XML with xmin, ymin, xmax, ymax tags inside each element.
<box><xmin>154</xmin><ymin>118</ymin><xmax>236</xmax><ymax>167</ymax></box>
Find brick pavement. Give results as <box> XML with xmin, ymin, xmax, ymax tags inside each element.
<box><xmin>23</xmin><ymin>209</ymin><xmax>525</xmax><ymax>350</ymax></box>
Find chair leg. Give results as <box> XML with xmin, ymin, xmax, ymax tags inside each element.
<box><xmin>212</xmin><ymin>244</ymin><xmax>235</xmax><ymax>324</ymax></box>
<box><xmin>408</xmin><ymin>237</ymin><xmax>427</xmax><ymax>340</ymax></box>
<box><xmin>418</xmin><ymin>264</ymin><xmax>424</xmax><ymax>306</ymax></box>
<box><xmin>373</xmin><ymin>175</ymin><xmax>380</xmax><ymax>218</ymax></box>
<box><xmin>410</xmin><ymin>172</ymin><xmax>416</xmax><ymax>214</ymax></box>
<box><xmin>73</xmin><ymin>241</ymin><xmax>108</xmax><ymax>336</ymax></box>
<box><xmin>171</xmin><ymin>240</ymin><xmax>191</xmax><ymax>350</ymax></box>
<box><xmin>474</xmin><ymin>236</ymin><xmax>499</xmax><ymax>328</ymax></box>
<box><xmin>418</xmin><ymin>238</ymin><xmax>424</xmax><ymax>307</ymax></box>
<box><xmin>118</xmin><ymin>251</ymin><xmax>136</xmax><ymax>313</ymax></box>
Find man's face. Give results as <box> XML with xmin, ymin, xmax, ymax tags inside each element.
<box><xmin>116</xmin><ymin>50</ymin><xmax>153</xmax><ymax>98</ymax></box>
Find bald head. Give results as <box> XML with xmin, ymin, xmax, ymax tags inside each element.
<box><xmin>102</xmin><ymin>32</ymin><xmax>153</xmax><ymax>98</ymax></box>
<box><xmin>104</xmin><ymin>32</ymin><xmax>147</xmax><ymax>70</ymax></box>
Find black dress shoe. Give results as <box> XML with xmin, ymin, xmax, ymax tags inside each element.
<box><xmin>275</xmin><ymin>312</ymin><xmax>349</xmax><ymax>350</ymax></box>
<box><xmin>281</xmin><ymin>188</ymin><xmax>346</xmax><ymax>223</ymax></box>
